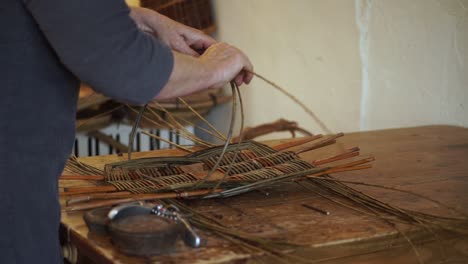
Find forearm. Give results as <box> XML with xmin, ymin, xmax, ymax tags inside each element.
<box><xmin>129</xmin><ymin>7</ymin><xmax>163</xmax><ymax>35</ymax></box>
<box><xmin>155</xmin><ymin>51</ymin><xmax>212</xmax><ymax>100</ymax></box>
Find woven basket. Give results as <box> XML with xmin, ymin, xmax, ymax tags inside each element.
<box><xmin>140</xmin><ymin>0</ymin><xmax>215</xmax><ymax>33</ymax></box>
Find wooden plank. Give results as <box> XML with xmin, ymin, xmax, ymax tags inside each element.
<box><xmin>60</xmin><ymin>125</ymin><xmax>468</xmax><ymax>263</ymax></box>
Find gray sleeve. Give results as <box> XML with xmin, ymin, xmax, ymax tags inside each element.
<box><xmin>24</xmin><ymin>0</ymin><xmax>173</xmax><ymax>105</ymax></box>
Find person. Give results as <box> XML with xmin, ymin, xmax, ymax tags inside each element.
<box><xmin>0</xmin><ymin>0</ymin><xmax>253</xmax><ymax>263</ymax></box>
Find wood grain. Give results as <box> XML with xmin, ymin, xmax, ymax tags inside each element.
<box><xmin>60</xmin><ymin>125</ymin><xmax>468</xmax><ymax>263</ymax></box>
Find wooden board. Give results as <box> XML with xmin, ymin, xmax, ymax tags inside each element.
<box><xmin>60</xmin><ymin>125</ymin><xmax>468</xmax><ymax>263</ymax></box>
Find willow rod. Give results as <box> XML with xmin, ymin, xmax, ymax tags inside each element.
<box><xmin>212</xmin><ymin>82</ymin><xmax>245</xmax><ymax>192</ymax></box>
<box><xmin>273</xmin><ymin>134</ymin><xmax>323</xmax><ymax>151</ymax></box>
<box><xmin>66</xmin><ymin>191</ymin><xmax>132</xmax><ymax>205</ymax></box>
<box><xmin>141</xmin><ymin>130</ymin><xmax>193</xmax><ymax>153</ymax></box>
<box><xmin>312</xmin><ymin>147</ymin><xmax>360</xmax><ymax>165</ymax></box>
<box><xmin>127</xmin><ymin>105</ymin><xmax>201</xmax><ymax>146</ymax></box>
<box><xmin>314</xmin><ymin>178</ymin><xmax>468</xmax><ymax>220</ymax></box>
<box><xmin>194</xmin><ymin>83</ymin><xmax>239</xmax><ymax>186</ymax></box>
<box><xmin>165</xmin><ymin>109</ymin><xmax>227</xmax><ymax>142</ymax></box>
<box><xmin>145</xmin><ymin>103</ymin><xmax>214</xmax><ymax>147</ymax></box>
<box><xmin>129</xmin><ymin>105</ymin><xmax>212</xmax><ymax>147</ymax></box>
<box><xmin>59</xmin><ymin>175</ymin><xmax>105</xmax><ymax>181</ymax></box>
<box><xmin>127</xmin><ymin>104</ymin><xmax>147</xmax><ymax>160</ymax></box>
<box><xmin>248</xmin><ymin>70</ymin><xmax>332</xmax><ymax>135</ymax></box>
<box><xmin>64</xmin><ymin>189</ymin><xmax>220</xmax><ymax>211</ymax></box>
<box><xmin>75</xmin><ymin>104</ymin><xmax>124</xmax><ymax>130</ymax></box>
<box><xmin>296</xmin><ymin>133</ymin><xmax>344</xmax><ymax>154</ymax></box>
<box><xmin>177</xmin><ymin>97</ymin><xmax>228</xmax><ymax>141</ymax></box>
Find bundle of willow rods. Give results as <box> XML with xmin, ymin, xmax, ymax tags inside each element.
<box><xmin>62</xmin><ymin>134</ymin><xmax>370</xmax><ymax>210</ymax></box>
<box><xmin>166</xmin><ymin>199</ymin><xmax>314</xmax><ymax>264</ymax></box>
<box><xmin>61</xmin><ymin>141</ymin><xmax>375</xmax><ymax>262</ymax></box>
<box><xmin>63</xmin><ymin>155</ymin><xmax>104</xmax><ymax>176</ymax></box>
<box><xmin>303</xmin><ymin>176</ymin><xmax>468</xmax><ymax>234</ymax></box>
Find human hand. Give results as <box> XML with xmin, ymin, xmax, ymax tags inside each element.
<box><xmin>130</xmin><ymin>7</ymin><xmax>216</xmax><ymax>56</ymax></box>
<box><xmin>200</xmin><ymin>42</ymin><xmax>254</xmax><ymax>87</ymax></box>
<box><xmin>154</xmin><ymin>44</ymin><xmax>253</xmax><ymax>100</ymax></box>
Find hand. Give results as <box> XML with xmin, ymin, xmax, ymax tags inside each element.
<box><xmin>130</xmin><ymin>7</ymin><xmax>216</xmax><ymax>56</ymax></box>
<box><xmin>155</xmin><ymin>43</ymin><xmax>253</xmax><ymax>100</ymax></box>
<box><xmin>200</xmin><ymin>42</ymin><xmax>254</xmax><ymax>88</ymax></box>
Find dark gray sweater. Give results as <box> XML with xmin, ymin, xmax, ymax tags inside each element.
<box><xmin>0</xmin><ymin>0</ymin><xmax>173</xmax><ymax>262</ymax></box>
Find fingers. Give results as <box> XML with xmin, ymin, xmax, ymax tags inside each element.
<box><xmin>235</xmin><ymin>49</ymin><xmax>254</xmax><ymax>86</ymax></box>
<box><xmin>200</xmin><ymin>34</ymin><xmax>217</xmax><ymax>49</ymax></box>
<box><xmin>191</xmin><ymin>35</ymin><xmax>216</xmax><ymax>50</ymax></box>
<box><xmin>199</xmin><ymin>42</ymin><xmax>254</xmax><ymax>88</ymax></box>
<box><xmin>182</xmin><ymin>28</ymin><xmax>216</xmax><ymax>50</ymax></box>
<box><xmin>177</xmin><ymin>28</ymin><xmax>216</xmax><ymax>57</ymax></box>
<box><xmin>220</xmin><ymin>43</ymin><xmax>253</xmax><ymax>86</ymax></box>
<box><xmin>241</xmin><ymin>56</ymin><xmax>254</xmax><ymax>85</ymax></box>
<box><xmin>243</xmin><ymin>70</ymin><xmax>254</xmax><ymax>84</ymax></box>
<box><xmin>234</xmin><ymin>74</ymin><xmax>244</xmax><ymax>86</ymax></box>
<box><xmin>177</xmin><ymin>44</ymin><xmax>200</xmax><ymax>57</ymax></box>
<box><xmin>173</xmin><ymin>37</ymin><xmax>200</xmax><ymax>57</ymax></box>
<box><xmin>234</xmin><ymin>70</ymin><xmax>253</xmax><ymax>86</ymax></box>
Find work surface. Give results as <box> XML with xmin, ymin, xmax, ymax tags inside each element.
<box><xmin>60</xmin><ymin>126</ymin><xmax>468</xmax><ymax>263</ymax></box>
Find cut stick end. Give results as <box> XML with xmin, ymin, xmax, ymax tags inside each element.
<box><xmin>348</xmin><ymin>147</ymin><xmax>360</xmax><ymax>153</ymax></box>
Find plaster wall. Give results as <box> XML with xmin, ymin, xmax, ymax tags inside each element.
<box><xmin>362</xmin><ymin>0</ymin><xmax>468</xmax><ymax>130</ymax></box>
<box><xmin>212</xmin><ymin>0</ymin><xmax>362</xmax><ymax>137</ymax></box>
<box><xmin>211</xmin><ymin>0</ymin><xmax>468</xmax><ymax>137</ymax></box>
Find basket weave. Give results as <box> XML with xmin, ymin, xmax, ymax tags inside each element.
<box><xmin>141</xmin><ymin>0</ymin><xmax>215</xmax><ymax>33</ymax></box>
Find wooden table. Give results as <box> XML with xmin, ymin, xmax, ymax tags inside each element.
<box><xmin>60</xmin><ymin>126</ymin><xmax>468</xmax><ymax>263</ymax></box>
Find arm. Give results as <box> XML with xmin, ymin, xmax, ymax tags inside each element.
<box><xmin>25</xmin><ymin>0</ymin><xmax>253</xmax><ymax>103</ymax></box>
<box><xmin>24</xmin><ymin>0</ymin><xmax>173</xmax><ymax>105</ymax></box>
<box><xmin>128</xmin><ymin>7</ymin><xmax>254</xmax><ymax>100</ymax></box>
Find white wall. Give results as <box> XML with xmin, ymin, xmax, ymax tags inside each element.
<box><xmin>362</xmin><ymin>0</ymin><xmax>468</xmax><ymax>130</ymax></box>
<box><xmin>211</xmin><ymin>0</ymin><xmax>468</xmax><ymax>137</ymax></box>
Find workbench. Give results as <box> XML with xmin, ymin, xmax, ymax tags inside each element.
<box><xmin>60</xmin><ymin>125</ymin><xmax>468</xmax><ymax>263</ymax></box>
